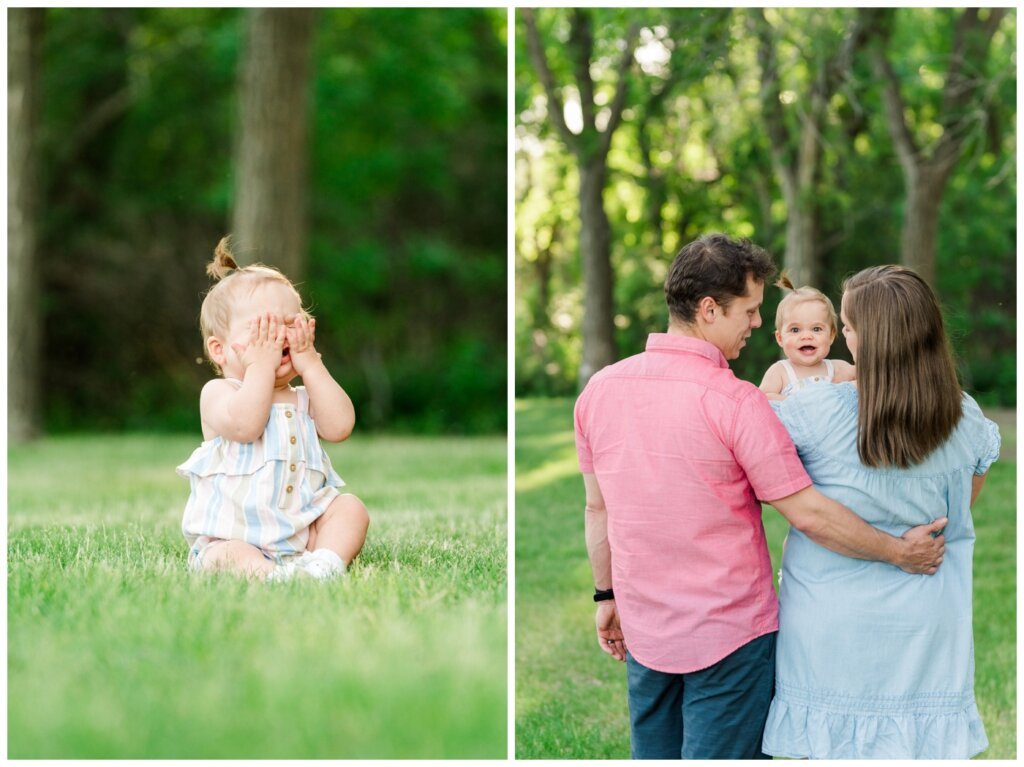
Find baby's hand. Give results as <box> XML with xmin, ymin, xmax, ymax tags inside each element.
<box><xmin>286</xmin><ymin>314</ymin><xmax>321</xmax><ymax>376</ymax></box>
<box><xmin>232</xmin><ymin>312</ymin><xmax>286</xmax><ymax>372</ymax></box>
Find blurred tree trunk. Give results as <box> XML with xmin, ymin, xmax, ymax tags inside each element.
<box><xmin>232</xmin><ymin>8</ymin><xmax>315</xmax><ymax>281</ymax></box>
<box><xmin>8</xmin><ymin>8</ymin><xmax>44</xmax><ymax>443</ymax></box>
<box><xmin>752</xmin><ymin>10</ymin><xmax>870</xmax><ymax>288</ymax></box>
<box><xmin>577</xmin><ymin>155</ymin><xmax>616</xmax><ymax>384</ymax></box>
<box><xmin>864</xmin><ymin>8</ymin><xmax>1006</xmax><ymax>286</ymax></box>
<box><xmin>523</xmin><ymin>8</ymin><xmax>638</xmax><ymax>388</ymax></box>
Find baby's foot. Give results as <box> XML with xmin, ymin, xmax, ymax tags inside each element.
<box><xmin>266</xmin><ymin>562</ymin><xmax>299</xmax><ymax>582</ymax></box>
<box><xmin>296</xmin><ymin>549</ymin><xmax>346</xmax><ymax>581</ymax></box>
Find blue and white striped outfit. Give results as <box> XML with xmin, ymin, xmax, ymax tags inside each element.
<box><xmin>176</xmin><ymin>384</ymin><xmax>345</xmax><ymax>567</ymax></box>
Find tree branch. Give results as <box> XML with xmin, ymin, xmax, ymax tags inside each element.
<box><xmin>862</xmin><ymin>9</ymin><xmax>919</xmax><ymax>176</ymax></box>
<box><xmin>56</xmin><ymin>86</ymin><xmax>135</xmax><ymax>170</ymax></box>
<box><xmin>934</xmin><ymin>8</ymin><xmax>1007</xmax><ymax>166</ymax></box>
<box><xmin>597</xmin><ymin>22</ymin><xmax>640</xmax><ymax>159</ymax></box>
<box><xmin>570</xmin><ymin>9</ymin><xmax>597</xmax><ymax>133</ymax></box>
<box><xmin>751</xmin><ymin>9</ymin><xmax>795</xmax><ymax>185</ymax></box>
<box><xmin>522</xmin><ymin>8</ymin><xmax>578</xmax><ymax>151</ymax></box>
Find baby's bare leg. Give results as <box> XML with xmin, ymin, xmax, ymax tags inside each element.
<box><xmin>306</xmin><ymin>494</ymin><xmax>369</xmax><ymax>565</ymax></box>
<box><xmin>200</xmin><ymin>540</ymin><xmax>276</xmax><ymax>578</ymax></box>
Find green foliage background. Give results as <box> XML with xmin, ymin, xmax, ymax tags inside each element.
<box><xmin>515</xmin><ymin>8</ymin><xmax>1015</xmax><ymax>402</ymax></box>
<box><xmin>38</xmin><ymin>8</ymin><xmax>506</xmax><ymax>435</ymax></box>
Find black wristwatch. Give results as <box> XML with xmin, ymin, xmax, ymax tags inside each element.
<box><xmin>593</xmin><ymin>588</ymin><xmax>615</xmax><ymax>602</ymax></box>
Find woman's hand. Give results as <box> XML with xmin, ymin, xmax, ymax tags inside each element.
<box><xmin>232</xmin><ymin>312</ymin><xmax>286</xmax><ymax>372</ymax></box>
<box><xmin>286</xmin><ymin>314</ymin><xmax>321</xmax><ymax>376</ymax></box>
<box><xmin>596</xmin><ymin>601</ymin><xmax>627</xmax><ymax>661</ymax></box>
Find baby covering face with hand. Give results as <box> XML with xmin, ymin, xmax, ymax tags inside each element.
<box><xmin>177</xmin><ymin>237</ymin><xmax>369</xmax><ymax>582</ymax></box>
<box><xmin>759</xmin><ymin>273</ymin><xmax>855</xmax><ymax>400</ymax></box>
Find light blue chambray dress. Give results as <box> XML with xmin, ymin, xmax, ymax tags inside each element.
<box><xmin>761</xmin><ymin>383</ymin><xmax>1000</xmax><ymax>759</ymax></box>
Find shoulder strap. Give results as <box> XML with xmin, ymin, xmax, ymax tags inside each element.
<box><xmin>781</xmin><ymin>359</ymin><xmax>800</xmax><ymax>389</ymax></box>
<box><xmin>823</xmin><ymin>359</ymin><xmax>834</xmax><ymax>379</ymax></box>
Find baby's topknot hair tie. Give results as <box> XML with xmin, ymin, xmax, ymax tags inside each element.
<box><xmin>775</xmin><ymin>271</ymin><xmax>795</xmax><ymax>292</ymax></box>
<box><xmin>207</xmin><ymin>236</ymin><xmax>239</xmax><ymax>281</ymax></box>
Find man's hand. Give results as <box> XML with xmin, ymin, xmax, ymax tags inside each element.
<box><xmin>596</xmin><ymin>601</ymin><xmax>626</xmax><ymax>662</ymax></box>
<box><xmin>897</xmin><ymin>517</ymin><xmax>947</xmax><ymax>575</ymax></box>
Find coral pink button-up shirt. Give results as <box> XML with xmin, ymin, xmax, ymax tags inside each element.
<box><xmin>574</xmin><ymin>333</ymin><xmax>811</xmax><ymax>673</ymax></box>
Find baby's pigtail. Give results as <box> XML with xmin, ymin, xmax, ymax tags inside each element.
<box><xmin>207</xmin><ymin>236</ymin><xmax>239</xmax><ymax>280</ymax></box>
<box><xmin>775</xmin><ymin>271</ymin><xmax>795</xmax><ymax>292</ymax></box>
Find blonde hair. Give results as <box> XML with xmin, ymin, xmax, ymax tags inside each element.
<box><xmin>199</xmin><ymin>237</ymin><xmax>305</xmax><ymax>373</ymax></box>
<box><xmin>842</xmin><ymin>265</ymin><xmax>962</xmax><ymax>468</ymax></box>
<box><xmin>773</xmin><ymin>272</ymin><xmax>838</xmax><ymax>336</ymax></box>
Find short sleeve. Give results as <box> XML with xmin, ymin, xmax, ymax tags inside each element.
<box><xmin>962</xmin><ymin>395</ymin><xmax>1001</xmax><ymax>475</ymax></box>
<box><xmin>732</xmin><ymin>389</ymin><xmax>811</xmax><ymax>502</ymax></box>
<box><xmin>574</xmin><ymin>391</ymin><xmax>594</xmax><ymax>473</ymax></box>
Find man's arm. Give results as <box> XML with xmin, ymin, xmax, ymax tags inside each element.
<box><xmin>583</xmin><ymin>473</ymin><xmax>626</xmax><ymax>662</ymax></box>
<box><xmin>768</xmin><ymin>486</ymin><xmax>946</xmax><ymax>574</ymax></box>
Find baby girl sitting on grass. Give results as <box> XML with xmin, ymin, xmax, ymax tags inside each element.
<box><xmin>177</xmin><ymin>238</ymin><xmax>369</xmax><ymax>581</ymax></box>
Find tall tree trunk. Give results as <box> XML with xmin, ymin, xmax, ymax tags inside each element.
<box><xmin>577</xmin><ymin>157</ymin><xmax>616</xmax><ymax>385</ymax></box>
<box><xmin>8</xmin><ymin>8</ymin><xmax>44</xmax><ymax>443</ymax></box>
<box><xmin>899</xmin><ymin>165</ymin><xmax>951</xmax><ymax>286</ymax></box>
<box><xmin>232</xmin><ymin>8</ymin><xmax>315</xmax><ymax>281</ymax></box>
<box><xmin>522</xmin><ymin>9</ymin><xmax>637</xmax><ymax>389</ymax></box>
<box><xmin>777</xmin><ymin>171</ymin><xmax>818</xmax><ymax>287</ymax></box>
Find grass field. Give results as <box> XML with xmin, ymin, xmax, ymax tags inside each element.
<box><xmin>514</xmin><ymin>397</ymin><xmax>1016</xmax><ymax>759</ymax></box>
<box><xmin>8</xmin><ymin>432</ymin><xmax>507</xmax><ymax>759</ymax></box>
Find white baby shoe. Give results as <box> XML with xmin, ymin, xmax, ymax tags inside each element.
<box><xmin>265</xmin><ymin>562</ymin><xmax>298</xmax><ymax>582</ymax></box>
<box><xmin>296</xmin><ymin>549</ymin><xmax>347</xmax><ymax>581</ymax></box>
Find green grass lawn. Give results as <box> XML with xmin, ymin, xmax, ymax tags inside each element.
<box><xmin>8</xmin><ymin>432</ymin><xmax>507</xmax><ymax>759</ymax></box>
<box><xmin>514</xmin><ymin>397</ymin><xmax>1016</xmax><ymax>759</ymax></box>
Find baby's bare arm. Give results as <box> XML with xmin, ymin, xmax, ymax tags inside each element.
<box><xmin>200</xmin><ymin>373</ymin><xmax>275</xmax><ymax>442</ymax></box>
<box><xmin>831</xmin><ymin>359</ymin><xmax>857</xmax><ymax>383</ymax></box>
<box><xmin>200</xmin><ymin>314</ymin><xmax>283</xmax><ymax>441</ymax></box>
<box><xmin>287</xmin><ymin>316</ymin><xmax>356</xmax><ymax>442</ymax></box>
<box><xmin>759</xmin><ymin>361</ymin><xmax>786</xmax><ymax>397</ymax></box>
<box><xmin>301</xmin><ymin>361</ymin><xmax>356</xmax><ymax>442</ymax></box>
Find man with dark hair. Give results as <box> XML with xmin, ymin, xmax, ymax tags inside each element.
<box><xmin>574</xmin><ymin>233</ymin><xmax>947</xmax><ymax>759</ymax></box>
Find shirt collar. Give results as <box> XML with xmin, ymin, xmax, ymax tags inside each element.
<box><xmin>645</xmin><ymin>332</ymin><xmax>728</xmax><ymax>369</ymax></box>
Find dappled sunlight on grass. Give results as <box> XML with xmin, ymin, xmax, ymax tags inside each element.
<box><xmin>515</xmin><ymin>452</ymin><xmax>580</xmax><ymax>493</ymax></box>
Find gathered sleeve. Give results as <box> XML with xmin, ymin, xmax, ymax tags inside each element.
<box><xmin>962</xmin><ymin>395</ymin><xmax>1001</xmax><ymax>475</ymax></box>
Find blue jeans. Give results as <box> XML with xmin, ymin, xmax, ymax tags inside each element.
<box><xmin>626</xmin><ymin>632</ymin><xmax>777</xmax><ymax>760</ymax></box>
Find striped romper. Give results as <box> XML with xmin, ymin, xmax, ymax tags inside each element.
<box><xmin>176</xmin><ymin>384</ymin><xmax>345</xmax><ymax>568</ymax></box>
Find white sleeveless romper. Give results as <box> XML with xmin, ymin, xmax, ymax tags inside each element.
<box><xmin>780</xmin><ymin>358</ymin><xmax>834</xmax><ymax>397</ymax></box>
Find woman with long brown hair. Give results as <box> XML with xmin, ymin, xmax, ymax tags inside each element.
<box><xmin>761</xmin><ymin>265</ymin><xmax>999</xmax><ymax>759</ymax></box>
